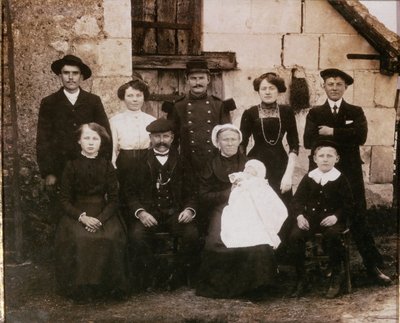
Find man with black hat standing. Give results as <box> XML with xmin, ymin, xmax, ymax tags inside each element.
<box><xmin>162</xmin><ymin>58</ymin><xmax>236</xmax><ymax>178</ymax></box>
<box><xmin>37</xmin><ymin>54</ymin><xmax>111</xmax><ymax>191</ymax></box>
<box><xmin>125</xmin><ymin>118</ymin><xmax>199</xmax><ymax>291</ymax></box>
<box><xmin>303</xmin><ymin>68</ymin><xmax>391</xmax><ymax>285</ymax></box>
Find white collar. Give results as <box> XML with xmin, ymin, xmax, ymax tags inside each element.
<box><xmin>153</xmin><ymin>148</ymin><xmax>169</xmax><ymax>156</ymax></box>
<box><xmin>125</xmin><ymin>109</ymin><xmax>142</xmax><ymax>116</ymax></box>
<box><xmin>63</xmin><ymin>88</ymin><xmax>80</xmax><ymax>98</ymax></box>
<box><xmin>308</xmin><ymin>167</ymin><xmax>341</xmax><ymax>186</ymax></box>
<box><xmin>327</xmin><ymin>98</ymin><xmax>343</xmax><ymax>109</ymax></box>
<box><xmin>81</xmin><ymin>150</ymin><xmax>98</xmax><ymax>159</ymax></box>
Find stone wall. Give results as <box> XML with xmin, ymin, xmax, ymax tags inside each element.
<box><xmin>3</xmin><ymin>0</ymin><xmax>397</xmax><ymax>257</ymax></box>
<box><xmin>5</xmin><ymin>0</ymin><xmax>132</xmax><ymax>259</ymax></box>
<box><xmin>203</xmin><ymin>0</ymin><xmax>397</xmax><ymax>206</ymax></box>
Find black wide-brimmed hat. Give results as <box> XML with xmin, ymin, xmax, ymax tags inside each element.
<box><xmin>320</xmin><ymin>68</ymin><xmax>353</xmax><ymax>85</ymax></box>
<box><xmin>51</xmin><ymin>54</ymin><xmax>92</xmax><ymax>80</ymax></box>
<box><xmin>186</xmin><ymin>58</ymin><xmax>210</xmax><ymax>75</ymax></box>
<box><xmin>146</xmin><ymin>118</ymin><xmax>175</xmax><ymax>134</ymax></box>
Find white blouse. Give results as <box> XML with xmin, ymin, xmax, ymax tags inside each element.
<box><xmin>110</xmin><ymin>110</ymin><xmax>156</xmax><ymax>167</ymax></box>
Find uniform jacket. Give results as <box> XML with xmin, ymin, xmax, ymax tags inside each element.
<box><xmin>36</xmin><ymin>87</ymin><xmax>111</xmax><ymax>179</ymax></box>
<box><xmin>303</xmin><ymin>100</ymin><xmax>367</xmax><ymax>204</ymax></box>
<box><xmin>166</xmin><ymin>93</ymin><xmax>233</xmax><ymax>172</ymax></box>
<box><xmin>292</xmin><ymin>173</ymin><xmax>354</xmax><ymax>226</ymax></box>
<box><xmin>125</xmin><ymin>148</ymin><xmax>197</xmax><ymax>216</ymax></box>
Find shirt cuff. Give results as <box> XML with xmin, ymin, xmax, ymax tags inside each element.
<box><xmin>135</xmin><ymin>208</ymin><xmax>145</xmax><ymax>218</ymax></box>
<box><xmin>185</xmin><ymin>207</ymin><xmax>196</xmax><ymax>219</ymax></box>
<box><xmin>78</xmin><ymin>212</ymin><xmax>86</xmax><ymax>222</ymax></box>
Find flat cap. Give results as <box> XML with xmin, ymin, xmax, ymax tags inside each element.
<box><xmin>146</xmin><ymin>118</ymin><xmax>175</xmax><ymax>133</ymax></box>
<box><xmin>320</xmin><ymin>68</ymin><xmax>353</xmax><ymax>85</ymax></box>
<box><xmin>186</xmin><ymin>58</ymin><xmax>210</xmax><ymax>75</ymax></box>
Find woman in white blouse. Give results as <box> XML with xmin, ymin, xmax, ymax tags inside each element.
<box><xmin>110</xmin><ymin>77</ymin><xmax>156</xmax><ymax>213</ymax></box>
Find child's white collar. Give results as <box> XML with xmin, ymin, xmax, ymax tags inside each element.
<box><xmin>308</xmin><ymin>167</ymin><xmax>341</xmax><ymax>186</ymax></box>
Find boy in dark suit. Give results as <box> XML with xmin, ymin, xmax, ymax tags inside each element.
<box><xmin>289</xmin><ymin>140</ymin><xmax>353</xmax><ymax>298</ymax></box>
<box><xmin>303</xmin><ymin>68</ymin><xmax>391</xmax><ymax>285</ymax></box>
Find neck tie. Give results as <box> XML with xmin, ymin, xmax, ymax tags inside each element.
<box><xmin>333</xmin><ymin>105</ymin><xmax>338</xmax><ymax>115</ymax></box>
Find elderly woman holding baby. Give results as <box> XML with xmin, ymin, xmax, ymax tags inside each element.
<box><xmin>195</xmin><ymin>124</ymin><xmax>287</xmax><ymax>299</ymax></box>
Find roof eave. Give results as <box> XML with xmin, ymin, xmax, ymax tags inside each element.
<box><xmin>328</xmin><ymin>0</ymin><xmax>400</xmax><ymax>75</ymax></box>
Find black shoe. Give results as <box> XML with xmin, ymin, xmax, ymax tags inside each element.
<box><xmin>325</xmin><ymin>273</ymin><xmax>341</xmax><ymax>299</ymax></box>
<box><xmin>290</xmin><ymin>279</ymin><xmax>308</xmax><ymax>298</ymax></box>
<box><xmin>367</xmin><ymin>267</ymin><xmax>392</xmax><ymax>286</ymax></box>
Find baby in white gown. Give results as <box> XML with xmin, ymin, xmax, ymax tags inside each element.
<box><xmin>220</xmin><ymin>159</ymin><xmax>288</xmax><ymax>248</ymax></box>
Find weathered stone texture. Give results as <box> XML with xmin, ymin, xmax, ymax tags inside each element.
<box><xmin>304</xmin><ymin>0</ymin><xmax>358</xmax><ymax>34</ymax></box>
<box><xmin>364</xmin><ymin>108</ymin><xmax>396</xmax><ymax>146</ymax></box>
<box><xmin>360</xmin><ymin>146</ymin><xmax>372</xmax><ymax>183</ymax></box>
<box><xmin>203</xmin><ymin>34</ymin><xmax>282</xmax><ymax>69</ymax></box>
<box><xmin>283</xmin><ymin>35</ymin><xmax>319</xmax><ymax>70</ymax></box>
<box><xmin>370</xmin><ymin>146</ymin><xmax>395</xmax><ymax>184</ymax></box>
<box><xmin>203</xmin><ymin>0</ymin><xmax>301</xmax><ymax>34</ymax></box>
<box><xmin>320</xmin><ymin>35</ymin><xmax>380</xmax><ymax>70</ymax></box>
<box><xmin>374</xmin><ymin>74</ymin><xmax>398</xmax><ymax>108</ymax></box>
<box><xmin>353</xmin><ymin>71</ymin><xmax>377</xmax><ymax>109</ymax></box>
<box><xmin>73</xmin><ymin>15</ymin><xmax>101</xmax><ymax>37</ymax></box>
<box><xmin>203</xmin><ymin>0</ymin><xmax>252</xmax><ymax>34</ymax></box>
<box><xmin>365</xmin><ymin>184</ymin><xmax>394</xmax><ymax>208</ymax></box>
<box><xmin>92</xmin><ymin>76</ymin><xmax>132</xmax><ymax>117</ymax></box>
<box><xmin>97</xmin><ymin>39</ymin><xmax>132</xmax><ymax>77</ymax></box>
<box><xmin>11</xmin><ymin>0</ymin><xmax>105</xmax><ymax>158</ymax></box>
<box><xmin>104</xmin><ymin>0</ymin><xmax>131</xmax><ymax>38</ymax></box>
<box><xmin>249</xmin><ymin>0</ymin><xmax>301</xmax><ymax>34</ymax></box>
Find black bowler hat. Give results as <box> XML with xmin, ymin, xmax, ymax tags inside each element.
<box><xmin>51</xmin><ymin>54</ymin><xmax>92</xmax><ymax>80</ymax></box>
<box><xmin>146</xmin><ymin>118</ymin><xmax>175</xmax><ymax>133</ymax></box>
<box><xmin>320</xmin><ymin>68</ymin><xmax>353</xmax><ymax>85</ymax></box>
<box><xmin>312</xmin><ymin>139</ymin><xmax>339</xmax><ymax>154</ymax></box>
<box><xmin>186</xmin><ymin>58</ymin><xmax>210</xmax><ymax>75</ymax></box>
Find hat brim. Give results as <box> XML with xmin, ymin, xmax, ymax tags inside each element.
<box><xmin>186</xmin><ymin>68</ymin><xmax>210</xmax><ymax>75</ymax></box>
<box><xmin>51</xmin><ymin>59</ymin><xmax>92</xmax><ymax>80</ymax></box>
<box><xmin>312</xmin><ymin>140</ymin><xmax>339</xmax><ymax>154</ymax></box>
<box><xmin>320</xmin><ymin>69</ymin><xmax>353</xmax><ymax>85</ymax></box>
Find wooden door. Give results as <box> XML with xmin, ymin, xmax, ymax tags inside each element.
<box><xmin>131</xmin><ymin>0</ymin><xmax>235</xmax><ymax>118</ymax></box>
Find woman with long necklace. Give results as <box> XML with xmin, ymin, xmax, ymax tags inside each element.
<box><xmin>240</xmin><ymin>72</ymin><xmax>299</xmax><ymax>217</ymax></box>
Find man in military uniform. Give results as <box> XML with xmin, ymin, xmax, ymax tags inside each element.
<box><xmin>303</xmin><ymin>68</ymin><xmax>391</xmax><ymax>285</ymax></box>
<box><xmin>163</xmin><ymin>59</ymin><xmax>236</xmax><ymax>178</ymax></box>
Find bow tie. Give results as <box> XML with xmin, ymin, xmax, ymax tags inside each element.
<box><xmin>154</xmin><ymin>152</ymin><xmax>168</xmax><ymax>157</ymax></box>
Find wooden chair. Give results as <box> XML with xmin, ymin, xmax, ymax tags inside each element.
<box><xmin>151</xmin><ymin>232</ymin><xmax>181</xmax><ymax>290</ymax></box>
<box><xmin>305</xmin><ymin>229</ymin><xmax>352</xmax><ymax>294</ymax></box>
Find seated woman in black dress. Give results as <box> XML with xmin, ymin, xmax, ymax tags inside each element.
<box><xmin>196</xmin><ymin>124</ymin><xmax>281</xmax><ymax>299</ymax></box>
<box><xmin>55</xmin><ymin>123</ymin><xmax>128</xmax><ymax>302</ymax></box>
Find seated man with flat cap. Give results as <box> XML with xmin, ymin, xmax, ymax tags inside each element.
<box><xmin>303</xmin><ymin>68</ymin><xmax>391</xmax><ymax>285</ymax></box>
<box><xmin>125</xmin><ymin>118</ymin><xmax>200</xmax><ymax>291</ymax></box>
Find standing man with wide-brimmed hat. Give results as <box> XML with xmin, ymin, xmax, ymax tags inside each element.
<box><xmin>303</xmin><ymin>68</ymin><xmax>392</xmax><ymax>286</ymax></box>
<box><xmin>37</xmin><ymin>54</ymin><xmax>111</xmax><ymax>192</ymax></box>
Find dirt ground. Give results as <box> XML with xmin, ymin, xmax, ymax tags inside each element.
<box><xmin>4</xmin><ymin>235</ymin><xmax>399</xmax><ymax>323</ymax></box>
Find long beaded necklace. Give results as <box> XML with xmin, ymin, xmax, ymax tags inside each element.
<box><xmin>258</xmin><ymin>103</ymin><xmax>281</xmax><ymax>146</ymax></box>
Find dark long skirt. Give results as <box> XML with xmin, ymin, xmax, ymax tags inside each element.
<box><xmin>196</xmin><ymin>205</ymin><xmax>278</xmax><ymax>299</ymax></box>
<box><xmin>55</xmin><ymin>196</ymin><xmax>128</xmax><ymax>297</ymax></box>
